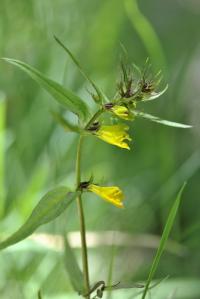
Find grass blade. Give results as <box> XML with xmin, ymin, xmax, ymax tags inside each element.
<box><xmin>141</xmin><ymin>183</ymin><xmax>186</xmax><ymax>299</ymax></box>
<box><xmin>124</xmin><ymin>0</ymin><xmax>166</xmax><ymax>70</ymax></box>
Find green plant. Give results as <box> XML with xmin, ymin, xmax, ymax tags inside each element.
<box><xmin>0</xmin><ymin>37</ymin><xmax>191</xmax><ymax>298</ymax></box>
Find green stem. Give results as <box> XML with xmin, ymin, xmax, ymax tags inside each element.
<box><xmin>75</xmin><ymin>108</ymin><xmax>104</xmax><ymax>297</ymax></box>
<box><xmin>85</xmin><ymin>108</ymin><xmax>104</xmax><ymax>129</ymax></box>
<box><xmin>76</xmin><ymin>136</ymin><xmax>90</xmax><ymax>298</ymax></box>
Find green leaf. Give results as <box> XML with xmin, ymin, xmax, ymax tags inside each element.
<box><xmin>63</xmin><ymin>234</ymin><xmax>84</xmax><ymax>294</ymax></box>
<box><xmin>51</xmin><ymin>111</ymin><xmax>81</xmax><ymax>133</ymax></box>
<box><xmin>54</xmin><ymin>36</ymin><xmax>106</xmax><ymax>103</ymax></box>
<box><xmin>0</xmin><ymin>187</ymin><xmax>76</xmax><ymax>250</ymax></box>
<box><xmin>141</xmin><ymin>183</ymin><xmax>186</xmax><ymax>299</ymax></box>
<box><xmin>2</xmin><ymin>58</ymin><xmax>89</xmax><ymax>121</ymax></box>
<box><xmin>134</xmin><ymin>110</ymin><xmax>192</xmax><ymax>128</ymax></box>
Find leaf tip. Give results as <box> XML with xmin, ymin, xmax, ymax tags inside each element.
<box><xmin>178</xmin><ymin>181</ymin><xmax>187</xmax><ymax>199</ymax></box>
<box><xmin>53</xmin><ymin>34</ymin><xmax>59</xmax><ymax>43</ymax></box>
<box><xmin>182</xmin><ymin>181</ymin><xmax>187</xmax><ymax>190</ymax></box>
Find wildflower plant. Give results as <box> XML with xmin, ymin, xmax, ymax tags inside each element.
<box><xmin>0</xmin><ymin>37</ymin><xmax>191</xmax><ymax>298</ymax></box>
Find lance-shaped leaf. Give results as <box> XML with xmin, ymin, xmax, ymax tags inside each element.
<box><xmin>2</xmin><ymin>58</ymin><xmax>89</xmax><ymax>121</ymax></box>
<box><xmin>0</xmin><ymin>187</ymin><xmax>76</xmax><ymax>250</ymax></box>
<box><xmin>141</xmin><ymin>84</ymin><xmax>168</xmax><ymax>102</ymax></box>
<box><xmin>51</xmin><ymin>111</ymin><xmax>81</xmax><ymax>133</ymax></box>
<box><xmin>54</xmin><ymin>36</ymin><xmax>106</xmax><ymax>103</ymax></box>
<box><xmin>133</xmin><ymin>110</ymin><xmax>192</xmax><ymax>128</ymax></box>
<box><xmin>63</xmin><ymin>234</ymin><xmax>84</xmax><ymax>294</ymax></box>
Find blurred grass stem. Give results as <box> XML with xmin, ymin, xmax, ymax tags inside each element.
<box><xmin>0</xmin><ymin>94</ymin><xmax>6</xmax><ymax>218</ymax></box>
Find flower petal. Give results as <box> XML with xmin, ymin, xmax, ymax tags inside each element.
<box><xmin>95</xmin><ymin>124</ymin><xmax>132</xmax><ymax>150</ymax></box>
<box><xmin>111</xmin><ymin>105</ymin><xmax>134</xmax><ymax>120</ymax></box>
<box><xmin>88</xmin><ymin>184</ymin><xmax>124</xmax><ymax>208</ymax></box>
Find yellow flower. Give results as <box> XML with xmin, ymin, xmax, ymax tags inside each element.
<box><xmin>111</xmin><ymin>105</ymin><xmax>133</xmax><ymax>120</ymax></box>
<box><xmin>95</xmin><ymin>124</ymin><xmax>131</xmax><ymax>150</ymax></box>
<box><xmin>88</xmin><ymin>184</ymin><xmax>124</xmax><ymax>208</ymax></box>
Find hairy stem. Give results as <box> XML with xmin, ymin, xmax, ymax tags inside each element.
<box><xmin>76</xmin><ymin>136</ymin><xmax>90</xmax><ymax>298</ymax></box>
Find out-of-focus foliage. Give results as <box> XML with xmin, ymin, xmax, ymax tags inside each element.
<box><xmin>0</xmin><ymin>0</ymin><xmax>200</xmax><ymax>298</ymax></box>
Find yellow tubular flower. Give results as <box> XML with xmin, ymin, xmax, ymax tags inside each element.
<box><xmin>95</xmin><ymin>124</ymin><xmax>132</xmax><ymax>150</ymax></box>
<box><xmin>111</xmin><ymin>105</ymin><xmax>133</xmax><ymax>120</ymax></box>
<box><xmin>88</xmin><ymin>184</ymin><xmax>124</xmax><ymax>208</ymax></box>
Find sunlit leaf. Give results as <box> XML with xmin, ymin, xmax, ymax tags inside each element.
<box><xmin>63</xmin><ymin>235</ymin><xmax>84</xmax><ymax>294</ymax></box>
<box><xmin>141</xmin><ymin>183</ymin><xmax>186</xmax><ymax>299</ymax></box>
<box><xmin>0</xmin><ymin>187</ymin><xmax>76</xmax><ymax>250</ymax></box>
<box><xmin>134</xmin><ymin>110</ymin><xmax>192</xmax><ymax>128</ymax></box>
<box><xmin>2</xmin><ymin>58</ymin><xmax>89</xmax><ymax>121</ymax></box>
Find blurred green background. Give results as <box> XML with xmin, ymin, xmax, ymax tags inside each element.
<box><xmin>0</xmin><ymin>0</ymin><xmax>200</xmax><ymax>298</ymax></box>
